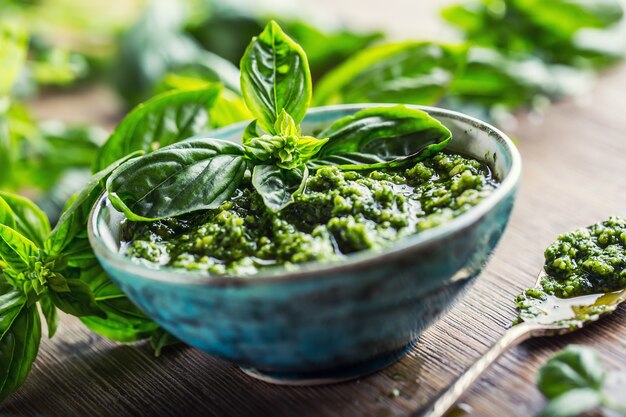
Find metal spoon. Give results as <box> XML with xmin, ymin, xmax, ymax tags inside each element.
<box><xmin>414</xmin><ymin>270</ymin><xmax>626</xmax><ymax>417</ymax></box>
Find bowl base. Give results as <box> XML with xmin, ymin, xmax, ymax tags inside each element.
<box><xmin>239</xmin><ymin>341</ymin><xmax>415</xmax><ymax>386</ymax></box>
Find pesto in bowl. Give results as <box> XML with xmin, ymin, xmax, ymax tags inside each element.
<box><xmin>122</xmin><ymin>152</ymin><xmax>498</xmax><ymax>276</ymax></box>
<box><xmin>88</xmin><ymin>102</ymin><xmax>521</xmax><ymax>384</ymax></box>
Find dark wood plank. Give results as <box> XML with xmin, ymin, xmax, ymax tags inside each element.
<box><xmin>4</xmin><ymin>11</ymin><xmax>626</xmax><ymax>417</ymax></box>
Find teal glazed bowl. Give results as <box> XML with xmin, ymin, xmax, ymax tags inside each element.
<box><xmin>88</xmin><ymin>104</ymin><xmax>521</xmax><ymax>384</ymax></box>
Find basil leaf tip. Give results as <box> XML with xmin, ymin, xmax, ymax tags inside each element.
<box><xmin>240</xmin><ymin>20</ymin><xmax>312</xmax><ymax>134</ymax></box>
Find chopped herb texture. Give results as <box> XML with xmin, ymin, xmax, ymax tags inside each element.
<box><xmin>515</xmin><ymin>217</ymin><xmax>626</xmax><ymax>324</ymax></box>
<box><xmin>122</xmin><ymin>153</ymin><xmax>497</xmax><ymax>276</ymax></box>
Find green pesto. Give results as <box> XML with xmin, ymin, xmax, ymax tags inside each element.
<box><xmin>515</xmin><ymin>217</ymin><xmax>626</xmax><ymax>321</ymax></box>
<box><xmin>121</xmin><ymin>152</ymin><xmax>498</xmax><ymax>276</ymax></box>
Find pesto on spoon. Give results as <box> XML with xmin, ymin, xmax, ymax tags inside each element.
<box><xmin>415</xmin><ymin>216</ymin><xmax>626</xmax><ymax>417</ymax></box>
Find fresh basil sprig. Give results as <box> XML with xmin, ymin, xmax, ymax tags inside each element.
<box><xmin>536</xmin><ymin>345</ymin><xmax>626</xmax><ymax>417</ymax></box>
<box><xmin>107</xmin><ymin>21</ymin><xmax>453</xmax><ymax>218</ymax></box>
<box><xmin>313</xmin><ymin>42</ymin><xmax>465</xmax><ymax>107</ymax></box>
<box><xmin>0</xmin><ymin>153</ymin><xmax>166</xmax><ymax>400</ymax></box>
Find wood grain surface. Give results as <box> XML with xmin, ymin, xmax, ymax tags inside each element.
<box><xmin>4</xmin><ymin>3</ymin><xmax>626</xmax><ymax>417</ymax></box>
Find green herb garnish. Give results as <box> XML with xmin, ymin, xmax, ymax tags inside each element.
<box><xmin>536</xmin><ymin>345</ymin><xmax>626</xmax><ymax>417</ymax></box>
<box><xmin>0</xmin><ymin>152</ymin><xmax>162</xmax><ymax>400</ymax></box>
<box><xmin>106</xmin><ymin>21</ymin><xmax>452</xmax><ymax>219</ymax></box>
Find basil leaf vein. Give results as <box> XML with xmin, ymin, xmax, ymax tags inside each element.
<box><xmin>107</xmin><ymin>138</ymin><xmax>247</xmax><ymax>221</ymax></box>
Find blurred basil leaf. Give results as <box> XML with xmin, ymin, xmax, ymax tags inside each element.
<box><xmin>442</xmin><ymin>47</ymin><xmax>594</xmax><ymax>120</ymax></box>
<box><xmin>537</xmin><ymin>345</ymin><xmax>605</xmax><ymax>399</ymax></box>
<box><xmin>114</xmin><ymin>0</ymin><xmax>239</xmax><ymax>105</ymax></box>
<box><xmin>276</xmin><ymin>20</ymin><xmax>383</xmax><ymax>80</ymax></box>
<box><xmin>314</xmin><ymin>42</ymin><xmax>465</xmax><ymax>106</ymax></box>
<box><xmin>187</xmin><ymin>13</ymin><xmax>264</xmax><ymax>66</ymax></box>
<box><xmin>28</xmin><ymin>39</ymin><xmax>89</xmax><ymax>87</ymax></box>
<box><xmin>0</xmin><ymin>23</ymin><xmax>27</xmax><ymax>96</ymax></box>
<box><xmin>156</xmin><ymin>73</ymin><xmax>251</xmax><ymax>128</ymax></box>
<box><xmin>538</xmin><ymin>388</ymin><xmax>602</xmax><ymax>417</ymax></box>
<box><xmin>49</xmin><ymin>277</ymin><xmax>105</xmax><ymax>318</ymax></box>
<box><xmin>93</xmin><ymin>85</ymin><xmax>222</xmax><ymax>172</ymax></box>
<box><xmin>114</xmin><ymin>0</ymin><xmax>201</xmax><ymax>104</ymax></box>
<box><xmin>442</xmin><ymin>0</ymin><xmax>625</xmax><ymax>68</ymax></box>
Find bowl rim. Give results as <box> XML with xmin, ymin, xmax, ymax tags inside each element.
<box><xmin>88</xmin><ymin>103</ymin><xmax>522</xmax><ymax>287</ymax></box>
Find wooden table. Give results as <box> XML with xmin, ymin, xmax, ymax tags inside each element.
<box><xmin>4</xmin><ymin>6</ymin><xmax>626</xmax><ymax>417</ymax></box>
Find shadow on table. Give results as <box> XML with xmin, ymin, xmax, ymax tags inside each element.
<box><xmin>0</xmin><ymin>334</ymin><xmax>425</xmax><ymax>417</ymax></box>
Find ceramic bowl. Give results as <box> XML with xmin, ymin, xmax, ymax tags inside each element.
<box><xmin>88</xmin><ymin>104</ymin><xmax>521</xmax><ymax>384</ymax></box>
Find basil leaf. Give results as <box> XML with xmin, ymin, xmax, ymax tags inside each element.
<box><xmin>0</xmin><ymin>280</ymin><xmax>41</xmax><ymax>401</ymax></box>
<box><xmin>274</xmin><ymin>109</ymin><xmax>300</xmax><ymax>137</ymax></box>
<box><xmin>47</xmin><ymin>151</ymin><xmax>143</xmax><ymax>257</ymax></box>
<box><xmin>243</xmin><ymin>136</ymin><xmax>276</xmax><ymax>163</ymax></box>
<box><xmin>0</xmin><ymin>113</ymin><xmax>11</xmax><ymax>188</ymax></box>
<box><xmin>79</xmin><ymin>264</ymin><xmax>159</xmax><ymax>343</ymax></box>
<box><xmin>49</xmin><ymin>278</ymin><xmax>105</xmax><ymax>318</ymax></box>
<box><xmin>0</xmin><ymin>24</ymin><xmax>28</xmax><ymax>96</ymax></box>
<box><xmin>314</xmin><ymin>42</ymin><xmax>464</xmax><ymax>106</ymax></box>
<box><xmin>0</xmin><ymin>225</ymin><xmax>38</xmax><ymax>271</ymax></box>
<box><xmin>444</xmin><ymin>48</ymin><xmax>592</xmax><ymax>115</ymax></box>
<box><xmin>537</xmin><ymin>345</ymin><xmax>605</xmax><ymax>399</ymax></box>
<box><xmin>442</xmin><ymin>0</ymin><xmax>624</xmax><ymax>69</ymax></box>
<box><xmin>150</xmin><ymin>327</ymin><xmax>179</xmax><ymax>357</ymax></box>
<box><xmin>93</xmin><ymin>85</ymin><xmax>222</xmax><ymax>172</ymax></box>
<box><xmin>516</xmin><ymin>0</ymin><xmax>623</xmax><ymax>37</ymax></box>
<box><xmin>252</xmin><ymin>164</ymin><xmax>308</xmax><ymax>212</ymax></box>
<box><xmin>62</xmin><ymin>238</ymin><xmax>100</xmax><ymax>270</ymax></box>
<box><xmin>307</xmin><ymin>153</ymin><xmax>387</xmax><ymax>169</ymax></box>
<box><xmin>0</xmin><ymin>191</ymin><xmax>50</xmax><ymax>247</ymax></box>
<box><xmin>315</xmin><ymin>106</ymin><xmax>451</xmax><ymax>170</ymax></box>
<box><xmin>538</xmin><ymin>388</ymin><xmax>602</xmax><ymax>417</ymax></box>
<box><xmin>242</xmin><ymin>120</ymin><xmax>260</xmax><ymax>145</ymax></box>
<box><xmin>113</xmin><ymin>0</ymin><xmax>203</xmax><ymax>104</ymax></box>
<box><xmin>107</xmin><ymin>138</ymin><xmax>247</xmax><ymax>221</ymax></box>
<box><xmin>209</xmin><ymin>88</ymin><xmax>251</xmax><ymax>128</ymax></box>
<box><xmin>296</xmin><ymin>136</ymin><xmax>329</xmax><ymax>161</ymax></box>
<box><xmin>279</xmin><ymin>20</ymin><xmax>383</xmax><ymax>79</ymax></box>
<box><xmin>155</xmin><ymin>75</ymin><xmax>251</xmax><ymax>128</ymax></box>
<box><xmin>240</xmin><ymin>21</ymin><xmax>312</xmax><ymax>133</ymax></box>
<box><xmin>38</xmin><ymin>293</ymin><xmax>58</xmax><ymax>338</ymax></box>
<box><xmin>0</xmin><ymin>197</ymin><xmax>16</xmax><ymax>230</ymax></box>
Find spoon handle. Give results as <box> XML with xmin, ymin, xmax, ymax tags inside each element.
<box><xmin>413</xmin><ymin>322</ymin><xmax>542</xmax><ymax>417</ymax></box>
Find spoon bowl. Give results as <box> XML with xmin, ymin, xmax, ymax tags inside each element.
<box><xmin>519</xmin><ymin>271</ymin><xmax>626</xmax><ymax>330</ymax></box>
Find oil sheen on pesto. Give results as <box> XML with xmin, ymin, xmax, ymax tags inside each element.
<box><xmin>121</xmin><ymin>153</ymin><xmax>498</xmax><ymax>276</ymax></box>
